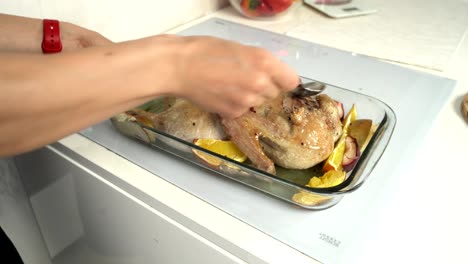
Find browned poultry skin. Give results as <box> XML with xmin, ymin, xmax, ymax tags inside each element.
<box><xmin>132</xmin><ymin>93</ymin><xmax>342</xmax><ymax>175</ymax></box>
<box><xmin>221</xmin><ymin>93</ymin><xmax>342</xmax><ymax>175</ymax></box>
<box><xmin>129</xmin><ymin>98</ymin><xmax>226</xmax><ymax>142</ymax></box>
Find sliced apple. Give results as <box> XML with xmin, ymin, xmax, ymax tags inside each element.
<box><xmin>292</xmin><ymin>191</ymin><xmax>330</xmax><ymax>206</ymax></box>
<box><xmin>323</xmin><ymin>104</ymin><xmax>357</xmax><ymax>172</ymax></box>
<box><xmin>307</xmin><ymin>170</ymin><xmax>347</xmax><ymax>188</ymax></box>
<box><xmin>342</xmin><ymin>136</ymin><xmax>360</xmax><ymax>172</ymax></box>
<box><xmin>292</xmin><ymin>170</ymin><xmax>347</xmax><ymax>205</ymax></box>
<box><xmin>322</xmin><ymin>136</ymin><xmax>346</xmax><ymax>172</ymax></box>
<box><xmin>347</xmin><ymin>119</ymin><xmax>372</xmax><ymax>150</ymax></box>
<box><xmin>363</xmin><ymin>124</ymin><xmax>378</xmax><ymax>151</ymax></box>
<box><xmin>192</xmin><ymin>139</ymin><xmax>247</xmax><ymax>169</ymax></box>
<box><xmin>342</xmin><ymin>104</ymin><xmax>357</xmax><ymax>133</ymax></box>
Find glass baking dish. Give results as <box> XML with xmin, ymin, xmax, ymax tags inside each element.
<box><xmin>110</xmin><ymin>77</ymin><xmax>396</xmax><ymax>210</ymax></box>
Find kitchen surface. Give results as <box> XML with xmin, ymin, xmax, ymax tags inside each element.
<box><xmin>1</xmin><ymin>1</ymin><xmax>468</xmax><ymax>264</ymax></box>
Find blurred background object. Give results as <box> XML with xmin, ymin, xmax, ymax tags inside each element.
<box><xmin>229</xmin><ymin>0</ymin><xmax>302</xmax><ymax>20</ymax></box>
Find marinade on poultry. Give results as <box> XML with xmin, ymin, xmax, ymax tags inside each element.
<box><xmin>222</xmin><ymin>93</ymin><xmax>342</xmax><ymax>174</ymax></box>
<box><xmin>123</xmin><ymin>91</ymin><xmax>343</xmax><ymax>175</ymax></box>
<box><xmin>131</xmin><ymin>98</ymin><xmax>227</xmax><ymax>142</ymax></box>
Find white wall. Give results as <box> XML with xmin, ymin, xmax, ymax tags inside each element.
<box><xmin>0</xmin><ymin>0</ymin><xmax>228</xmax><ymax>41</ymax></box>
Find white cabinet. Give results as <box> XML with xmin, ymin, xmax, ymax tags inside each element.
<box><xmin>13</xmin><ymin>146</ymin><xmax>246</xmax><ymax>264</ymax></box>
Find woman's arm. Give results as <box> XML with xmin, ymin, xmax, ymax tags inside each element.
<box><xmin>0</xmin><ymin>36</ymin><xmax>165</xmax><ymax>157</ymax></box>
<box><xmin>0</xmin><ymin>33</ymin><xmax>298</xmax><ymax>158</ymax></box>
<box><xmin>0</xmin><ymin>13</ymin><xmax>111</xmax><ymax>53</ymax></box>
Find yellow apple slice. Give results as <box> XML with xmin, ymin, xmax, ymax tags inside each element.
<box><xmin>322</xmin><ymin>136</ymin><xmax>346</xmax><ymax>172</ymax></box>
<box><xmin>292</xmin><ymin>191</ymin><xmax>330</xmax><ymax>206</ymax></box>
<box><xmin>342</xmin><ymin>104</ymin><xmax>357</xmax><ymax>133</ymax></box>
<box><xmin>192</xmin><ymin>139</ymin><xmax>247</xmax><ymax>168</ymax></box>
<box><xmin>347</xmin><ymin>119</ymin><xmax>372</xmax><ymax>150</ymax></box>
<box><xmin>307</xmin><ymin>170</ymin><xmax>347</xmax><ymax>188</ymax></box>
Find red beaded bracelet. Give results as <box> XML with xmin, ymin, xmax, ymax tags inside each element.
<box><xmin>42</xmin><ymin>19</ymin><xmax>62</xmax><ymax>53</ymax></box>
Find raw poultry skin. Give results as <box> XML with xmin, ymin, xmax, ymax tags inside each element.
<box><xmin>221</xmin><ymin>93</ymin><xmax>342</xmax><ymax>174</ymax></box>
<box><xmin>132</xmin><ymin>92</ymin><xmax>342</xmax><ymax>175</ymax></box>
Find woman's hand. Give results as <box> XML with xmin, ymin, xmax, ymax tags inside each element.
<box><xmin>169</xmin><ymin>36</ymin><xmax>300</xmax><ymax>118</ymax></box>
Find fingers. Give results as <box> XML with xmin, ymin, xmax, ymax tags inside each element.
<box><xmin>173</xmin><ymin>36</ymin><xmax>299</xmax><ymax>118</ymax></box>
<box><xmin>250</xmin><ymin>47</ymin><xmax>300</xmax><ymax>93</ymax></box>
<box><xmin>247</xmin><ymin>72</ymin><xmax>280</xmax><ymax>100</ymax></box>
<box><xmin>214</xmin><ymin>45</ymin><xmax>298</xmax><ymax>118</ymax></box>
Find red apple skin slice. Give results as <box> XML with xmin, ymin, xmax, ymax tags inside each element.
<box><xmin>342</xmin><ymin>136</ymin><xmax>360</xmax><ymax>172</ymax></box>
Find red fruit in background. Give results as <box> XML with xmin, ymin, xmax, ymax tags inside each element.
<box><xmin>241</xmin><ymin>0</ymin><xmax>291</xmax><ymax>16</ymax></box>
<box><xmin>258</xmin><ymin>1</ymin><xmax>275</xmax><ymax>15</ymax></box>
<box><xmin>264</xmin><ymin>0</ymin><xmax>293</xmax><ymax>13</ymax></box>
<box><xmin>241</xmin><ymin>0</ymin><xmax>271</xmax><ymax>16</ymax></box>
<box><xmin>241</xmin><ymin>0</ymin><xmax>259</xmax><ymax>16</ymax></box>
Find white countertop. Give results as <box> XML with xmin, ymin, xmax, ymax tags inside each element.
<box><xmin>59</xmin><ymin>3</ymin><xmax>468</xmax><ymax>264</ymax></box>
